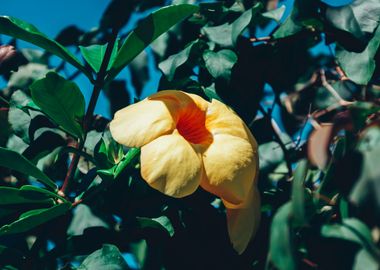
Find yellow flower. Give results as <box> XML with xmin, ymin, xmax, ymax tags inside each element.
<box><xmin>110</xmin><ymin>90</ymin><xmax>260</xmax><ymax>254</ymax></box>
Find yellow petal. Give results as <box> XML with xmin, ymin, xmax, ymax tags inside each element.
<box><xmin>110</xmin><ymin>99</ymin><xmax>177</xmax><ymax>147</ymax></box>
<box><xmin>140</xmin><ymin>133</ymin><xmax>202</xmax><ymax>198</ymax></box>
<box><xmin>200</xmin><ymin>134</ymin><xmax>258</xmax><ymax>204</ymax></box>
<box><xmin>224</xmin><ymin>186</ymin><xmax>261</xmax><ymax>254</ymax></box>
<box><xmin>206</xmin><ymin>99</ymin><xmax>254</xmax><ymax>143</ymax></box>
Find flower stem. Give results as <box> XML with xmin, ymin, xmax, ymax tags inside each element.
<box><xmin>59</xmin><ymin>28</ymin><xmax>118</xmax><ymax>196</ymax></box>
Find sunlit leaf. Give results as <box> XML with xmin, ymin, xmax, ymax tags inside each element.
<box><xmin>203</xmin><ymin>49</ymin><xmax>237</xmax><ymax>81</ymax></box>
<box><xmin>79</xmin><ymin>39</ymin><xmax>119</xmax><ymax>73</ymax></box>
<box><xmin>136</xmin><ymin>216</ymin><xmax>175</xmax><ymax>237</ymax></box>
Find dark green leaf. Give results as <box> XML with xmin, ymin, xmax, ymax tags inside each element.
<box><xmin>336</xmin><ymin>25</ymin><xmax>380</xmax><ymax>85</ymax></box>
<box><xmin>30</xmin><ymin>72</ymin><xmax>85</xmax><ymax>139</ymax></box>
<box><xmin>292</xmin><ymin>159</ymin><xmax>308</xmax><ymax>226</ymax></box>
<box><xmin>0</xmin><ymin>202</ymin><xmax>71</xmax><ymax>236</ymax></box>
<box><xmin>79</xmin><ymin>39</ymin><xmax>119</xmax><ymax>73</ymax></box>
<box><xmin>0</xmin><ymin>16</ymin><xmax>92</xmax><ymax>80</ymax></box>
<box><xmin>136</xmin><ymin>216</ymin><xmax>175</xmax><ymax>237</ymax></box>
<box><xmin>107</xmin><ymin>4</ymin><xmax>199</xmax><ymax>82</ymax></box>
<box><xmin>0</xmin><ymin>147</ymin><xmax>57</xmax><ymax>190</ymax></box>
<box><xmin>0</xmin><ymin>186</ymin><xmax>53</xmax><ymax>205</ymax></box>
<box><xmin>203</xmin><ymin>49</ymin><xmax>237</xmax><ymax>81</ymax></box>
<box><xmin>78</xmin><ymin>244</ymin><xmax>129</xmax><ymax>270</ymax></box>
<box><xmin>231</xmin><ymin>3</ymin><xmax>262</xmax><ymax>45</ymax></box>
<box><xmin>269</xmin><ymin>202</ymin><xmax>296</xmax><ymax>270</ymax></box>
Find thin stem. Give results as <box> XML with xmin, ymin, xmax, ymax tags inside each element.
<box><xmin>259</xmin><ymin>105</ymin><xmax>293</xmax><ymax>178</ymax></box>
<box><xmin>59</xmin><ymin>28</ymin><xmax>118</xmax><ymax>196</ymax></box>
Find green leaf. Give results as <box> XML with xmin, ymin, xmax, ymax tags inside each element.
<box><xmin>30</xmin><ymin>72</ymin><xmax>85</xmax><ymax>139</ymax></box>
<box><xmin>321</xmin><ymin>218</ymin><xmax>380</xmax><ymax>262</ymax></box>
<box><xmin>98</xmin><ymin>148</ymin><xmax>140</xmax><ymax>179</ymax></box>
<box><xmin>269</xmin><ymin>202</ymin><xmax>296</xmax><ymax>270</ymax></box>
<box><xmin>231</xmin><ymin>2</ymin><xmax>262</xmax><ymax>45</ymax></box>
<box><xmin>336</xmin><ymin>25</ymin><xmax>380</xmax><ymax>85</ymax></box>
<box><xmin>273</xmin><ymin>0</ymin><xmax>320</xmax><ymax>39</ymax></box>
<box><xmin>0</xmin><ymin>147</ymin><xmax>57</xmax><ymax>190</ymax></box>
<box><xmin>292</xmin><ymin>159</ymin><xmax>308</xmax><ymax>226</ymax></box>
<box><xmin>107</xmin><ymin>4</ymin><xmax>199</xmax><ymax>82</ymax></box>
<box><xmin>262</xmin><ymin>5</ymin><xmax>286</xmax><ymax>23</ymax></box>
<box><xmin>201</xmin><ymin>3</ymin><xmax>262</xmax><ymax>47</ymax></box>
<box><xmin>78</xmin><ymin>244</ymin><xmax>129</xmax><ymax>270</ymax></box>
<box><xmin>136</xmin><ymin>216</ymin><xmax>175</xmax><ymax>237</ymax></box>
<box><xmin>0</xmin><ymin>202</ymin><xmax>71</xmax><ymax>236</ymax></box>
<box><xmin>353</xmin><ymin>249</ymin><xmax>378</xmax><ymax>270</ymax></box>
<box><xmin>325</xmin><ymin>0</ymin><xmax>380</xmax><ymax>47</ymax></box>
<box><xmin>203</xmin><ymin>49</ymin><xmax>237</xmax><ymax>81</ymax></box>
<box><xmin>0</xmin><ymin>16</ymin><xmax>92</xmax><ymax>80</ymax></box>
<box><xmin>0</xmin><ymin>186</ymin><xmax>53</xmax><ymax>206</ymax></box>
<box><xmin>159</xmin><ymin>40</ymin><xmax>200</xmax><ymax>81</ymax></box>
<box><xmin>20</xmin><ymin>185</ymin><xmax>67</xmax><ymax>203</ymax></box>
<box><xmin>79</xmin><ymin>39</ymin><xmax>119</xmax><ymax>73</ymax></box>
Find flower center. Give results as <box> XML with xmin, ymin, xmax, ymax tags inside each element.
<box><xmin>176</xmin><ymin>106</ymin><xmax>213</xmax><ymax>145</ymax></box>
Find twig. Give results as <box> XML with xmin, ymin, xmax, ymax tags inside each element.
<box><xmin>59</xmin><ymin>28</ymin><xmax>118</xmax><ymax>196</ymax></box>
<box><xmin>320</xmin><ymin>69</ymin><xmax>353</xmax><ymax>106</ymax></box>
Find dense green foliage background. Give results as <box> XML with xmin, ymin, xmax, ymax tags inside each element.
<box><xmin>0</xmin><ymin>0</ymin><xmax>379</xmax><ymax>269</ymax></box>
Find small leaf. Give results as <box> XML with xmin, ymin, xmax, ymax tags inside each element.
<box><xmin>98</xmin><ymin>148</ymin><xmax>140</xmax><ymax>179</ymax></box>
<box><xmin>107</xmin><ymin>4</ymin><xmax>199</xmax><ymax>82</ymax></box>
<box><xmin>159</xmin><ymin>40</ymin><xmax>200</xmax><ymax>81</ymax></box>
<box><xmin>269</xmin><ymin>202</ymin><xmax>296</xmax><ymax>270</ymax></box>
<box><xmin>203</xmin><ymin>49</ymin><xmax>237</xmax><ymax>81</ymax></box>
<box><xmin>0</xmin><ymin>147</ymin><xmax>57</xmax><ymax>190</ymax></box>
<box><xmin>0</xmin><ymin>202</ymin><xmax>71</xmax><ymax>236</ymax></box>
<box><xmin>78</xmin><ymin>244</ymin><xmax>129</xmax><ymax>270</ymax></box>
<box><xmin>30</xmin><ymin>72</ymin><xmax>85</xmax><ymax>139</ymax></box>
<box><xmin>0</xmin><ymin>16</ymin><xmax>92</xmax><ymax>80</ymax></box>
<box><xmin>79</xmin><ymin>39</ymin><xmax>119</xmax><ymax>73</ymax></box>
<box><xmin>136</xmin><ymin>216</ymin><xmax>175</xmax><ymax>237</ymax></box>
<box><xmin>261</xmin><ymin>5</ymin><xmax>286</xmax><ymax>23</ymax></box>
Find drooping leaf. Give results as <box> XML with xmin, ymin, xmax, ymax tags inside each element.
<box><xmin>269</xmin><ymin>202</ymin><xmax>296</xmax><ymax>270</ymax></box>
<box><xmin>78</xmin><ymin>244</ymin><xmax>129</xmax><ymax>270</ymax></box>
<box><xmin>0</xmin><ymin>202</ymin><xmax>71</xmax><ymax>236</ymax></box>
<box><xmin>336</xmin><ymin>25</ymin><xmax>380</xmax><ymax>85</ymax></box>
<box><xmin>0</xmin><ymin>147</ymin><xmax>57</xmax><ymax>190</ymax></box>
<box><xmin>292</xmin><ymin>159</ymin><xmax>308</xmax><ymax>226</ymax></box>
<box><xmin>79</xmin><ymin>39</ymin><xmax>119</xmax><ymax>73</ymax></box>
<box><xmin>30</xmin><ymin>72</ymin><xmax>85</xmax><ymax>139</ymax></box>
<box><xmin>203</xmin><ymin>49</ymin><xmax>237</xmax><ymax>81</ymax></box>
<box><xmin>107</xmin><ymin>4</ymin><xmax>199</xmax><ymax>82</ymax></box>
<box><xmin>0</xmin><ymin>16</ymin><xmax>92</xmax><ymax>80</ymax></box>
<box><xmin>136</xmin><ymin>216</ymin><xmax>175</xmax><ymax>237</ymax></box>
